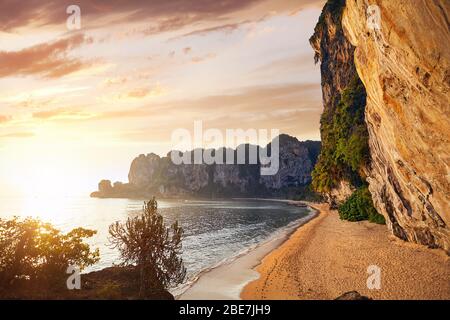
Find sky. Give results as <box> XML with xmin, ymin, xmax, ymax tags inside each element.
<box><xmin>0</xmin><ymin>0</ymin><xmax>325</xmax><ymax>196</ymax></box>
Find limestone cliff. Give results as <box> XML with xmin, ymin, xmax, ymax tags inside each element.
<box><xmin>91</xmin><ymin>135</ymin><xmax>321</xmax><ymax>199</ymax></box>
<box><xmin>343</xmin><ymin>0</ymin><xmax>449</xmax><ymax>251</ymax></box>
<box><xmin>309</xmin><ymin>0</ymin><xmax>370</xmax><ymax>206</ymax></box>
<box><xmin>312</xmin><ymin>0</ymin><xmax>449</xmax><ymax>251</ymax></box>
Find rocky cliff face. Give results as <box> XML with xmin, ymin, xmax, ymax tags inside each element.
<box><xmin>342</xmin><ymin>0</ymin><xmax>449</xmax><ymax>251</ymax></box>
<box><xmin>309</xmin><ymin>0</ymin><xmax>370</xmax><ymax>206</ymax></box>
<box><xmin>91</xmin><ymin>135</ymin><xmax>321</xmax><ymax>199</ymax></box>
<box><xmin>312</xmin><ymin>0</ymin><xmax>449</xmax><ymax>251</ymax></box>
<box><xmin>261</xmin><ymin>136</ymin><xmax>320</xmax><ymax>190</ymax></box>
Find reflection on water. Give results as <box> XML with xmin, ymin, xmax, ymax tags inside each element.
<box><xmin>0</xmin><ymin>196</ymin><xmax>310</xmax><ymax>287</ymax></box>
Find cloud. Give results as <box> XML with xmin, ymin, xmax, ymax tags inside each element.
<box><xmin>0</xmin><ymin>115</ymin><xmax>11</xmax><ymax>123</ymax></box>
<box><xmin>0</xmin><ymin>0</ymin><xmax>324</xmax><ymax>35</ymax></box>
<box><xmin>104</xmin><ymin>76</ymin><xmax>128</xmax><ymax>87</ymax></box>
<box><xmin>191</xmin><ymin>53</ymin><xmax>217</xmax><ymax>63</ymax></box>
<box><xmin>126</xmin><ymin>88</ymin><xmax>155</xmax><ymax>99</ymax></box>
<box><xmin>174</xmin><ymin>20</ymin><xmax>255</xmax><ymax>39</ymax></box>
<box><xmin>171</xmin><ymin>83</ymin><xmax>322</xmax><ymax>114</ymax></box>
<box><xmin>0</xmin><ymin>34</ymin><xmax>94</xmax><ymax>79</ymax></box>
<box><xmin>140</xmin><ymin>16</ymin><xmax>201</xmax><ymax>36</ymax></box>
<box><xmin>32</xmin><ymin>108</ymin><xmax>94</xmax><ymax>121</ymax></box>
<box><xmin>122</xmin><ymin>84</ymin><xmax>166</xmax><ymax>100</ymax></box>
<box><xmin>94</xmin><ymin>82</ymin><xmax>322</xmax><ymax>122</ymax></box>
<box><xmin>0</xmin><ymin>0</ymin><xmax>262</xmax><ymax>32</ymax></box>
<box><xmin>14</xmin><ymin>82</ymin><xmax>322</xmax><ymax>141</ymax></box>
<box><xmin>251</xmin><ymin>53</ymin><xmax>317</xmax><ymax>75</ymax></box>
<box><xmin>0</xmin><ymin>132</ymin><xmax>34</xmax><ymax>139</ymax></box>
<box><xmin>183</xmin><ymin>47</ymin><xmax>192</xmax><ymax>55</ymax></box>
<box><xmin>14</xmin><ymin>98</ymin><xmax>55</xmax><ymax>109</ymax></box>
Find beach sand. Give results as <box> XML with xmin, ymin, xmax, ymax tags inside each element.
<box><xmin>241</xmin><ymin>203</ymin><xmax>450</xmax><ymax>300</ymax></box>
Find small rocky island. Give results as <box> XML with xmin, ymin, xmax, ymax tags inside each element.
<box><xmin>91</xmin><ymin>134</ymin><xmax>321</xmax><ymax>199</ymax></box>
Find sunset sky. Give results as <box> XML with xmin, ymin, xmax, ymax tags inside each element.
<box><xmin>0</xmin><ymin>0</ymin><xmax>325</xmax><ymax>196</ymax></box>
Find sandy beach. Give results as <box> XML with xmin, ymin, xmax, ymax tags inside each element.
<box><xmin>241</xmin><ymin>203</ymin><xmax>450</xmax><ymax>300</ymax></box>
<box><xmin>180</xmin><ymin>202</ymin><xmax>449</xmax><ymax>300</ymax></box>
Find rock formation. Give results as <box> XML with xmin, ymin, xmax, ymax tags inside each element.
<box><xmin>335</xmin><ymin>291</ymin><xmax>371</xmax><ymax>300</ymax></box>
<box><xmin>310</xmin><ymin>0</ymin><xmax>370</xmax><ymax>206</ymax></box>
<box><xmin>91</xmin><ymin>135</ymin><xmax>321</xmax><ymax>199</ymax></box>
<box><xmin>312</xmin><ymin>0</ymin><xmax>449</xmax><ymax>251</ymax></box>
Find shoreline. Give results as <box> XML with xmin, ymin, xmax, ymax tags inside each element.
<box><xmin>241</xmin><ymin>203</ymin><xmax>450</xmax><ymax>300</ymax></box>
<box><xmin>178</xmin><ymin>201</ymin><xmax>317</xmax><ymax>300</ymax></box>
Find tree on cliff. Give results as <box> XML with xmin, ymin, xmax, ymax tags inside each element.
<box><xmin>108</xmin><ymin>198</ymin><xmax>186</xmax><ymax>297</ymax></box>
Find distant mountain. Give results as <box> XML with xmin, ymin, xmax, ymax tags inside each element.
<box><xmin>91</xmin><ymin>134</ymin><xmax>321</xmax><ymax>199</ymax></box>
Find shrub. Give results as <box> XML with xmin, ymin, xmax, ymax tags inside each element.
<box><xmin>312</xmin><ymin>75</ymin><xmax>369</xmax><ymax>193</ymax></box>
<box><xmin>108</xmin><ymin>198</ymin><xmax>186</xmax><ymax>297</ymax></box>
<box><xmin>338</xmin><ymin>186</ymin><xmax>385</xmax><ymax>224</ymax></box>
<box><xmin>96</xmin><ymin>282</ymin><xmax>122</xmax><ymax>299</ymax></box>
<box><xmin>0</xmin><ymin>217</ymin><xmax>99</xmax><ymax>292</ymax></box>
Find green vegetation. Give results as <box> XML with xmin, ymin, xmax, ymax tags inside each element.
<box><xmin>0</xmin><ymin>217</ymin><xmax>99</xmax><ymax>295</ymax></box>
<box><xmin>109</xmin><ymin>198</ymin><xmax>186</xmax><ymax>297</ymax></box>
<box><xmin>312</xmin><ymin>75</ymin><xmax>384</xmax><ymax>224</ymax></box>
<box><xmin>338</xmin><ymin>186</ymin><xmax>386</xmax><ymax>224</ymax></box>
<box><xmin>0</xmin><ymin>198</ymin><xmax>181</xmax><ymax>299</ymax></box>
<box><xmin>312</xmin><ymin>75</ymin><xmax>369</xmax><ymax>193</ymax></box>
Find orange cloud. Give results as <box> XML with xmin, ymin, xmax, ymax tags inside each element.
<box><xmin>172</xmin><ymin>18</ymin><xmax>264</xmax><ymax>40</ymax></box>
<box><xmin>191</xmin><ymin>53</ymin><xmax>217</xmax><ymax>63</ymax></box>
<box><xmin>183</xmin><ymin>47</ymin><xmax>192</xmax><ymax>55</ymax></box>
<box><xmin>0</xmin><ymin>0</ymin><xmax>324</xmax><ymax>35</ymax></box>
<box><xmin>127</xmin><ymin>88</ymin><xmax>154</xmax><ymax>99</ymax></box>
<box><xmin>104</xmin><ymin>76</ymin><xmax>128</xmax><ymax>87</ymax></box>
<box><xmin>0</xmin><ymin>34</ymin><xmax>94</xmax><ymax>79</ymax></box>
<box><xmin>0</xmin><ymin>115</ymin><xmax>11</xmax><ymax>123</ymax></box>
<box><xmin>0</xmin><ymin>0</ymin><xmax>261</xmax><ymax>31</ymax></box>
<box><xmin>122</xmin><ymin>84</ymin><xmax>166</xmax><ymax>100</ymax></box>
<box><xmin>95</xmin><ymin>82</ymin><xmax>321</xmax><ymax>121</ymax></box>
<box><xmin>32</xmin><ymin>108</ymin><xmax>94</xmax><ymax>120</ymax></box>
<box><xmin>0</xmin><ymin>132</ymin><xmax>34</xmax><ymax>139</ymax></box>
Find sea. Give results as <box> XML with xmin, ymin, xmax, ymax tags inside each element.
<box><xmin>0</xmin><ymin>195</ymin><xmax>313</xmax><ymax>294</ymax></box>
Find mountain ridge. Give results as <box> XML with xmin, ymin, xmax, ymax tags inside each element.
<box><xmin>91</xmin><ymin>134</ymin><xmax>321</xmax><ymax>199</ymax></box>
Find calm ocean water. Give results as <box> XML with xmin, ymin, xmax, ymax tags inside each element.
<box><xmin>0</xmin><ymin>195</ymin><xmax>311</xmax><ymax>292</ymax></box>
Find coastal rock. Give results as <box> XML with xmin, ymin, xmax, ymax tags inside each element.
<box><xmin>128</xmin><ymin>153</ymin><xmax>162</xmax><ymax>188</ymax></box>
<box><xmin>82</xmin><ymin>267</ymin><xmax>175</xmax><ymax>300</ymax></box>
<box><xmin>309</xmin><ymin>0</ymin><xmax>367</xmax><ymax>206</ymax></box>
<box><xmin>327</xmin><ymin>180</ymin><xmax>354</xmax><ymax>209</ymax></box>
<box><xmin>99</xmin><ymin>180</ymin><xmax>113</xmax><ymax>193</ymax></box>
<box><xmin>342</xmin><ymin>0</ymin><xmax>450</xmax><ymax>251</ymax></box>
<box><xmin>92</xmin><ymin>135</ymin><xmax>321</xmax><ymax>199</ymax></box>
<box><xmin>335</xmin><ymin>291</ymin><xmax>371</xmax><ymax>300</ymax></box>
<box><xmin>261</xmin><ymin>135</ymin><xmax>318</xmax><ymax>191</ymax></box>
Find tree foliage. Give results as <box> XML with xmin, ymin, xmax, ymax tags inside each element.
<box><xmin>312</xmin><ymin>75</ymin><xmax>370</xmax><ymax>193</ymax></box>
<box><xmin>338</xmin><ymin>186</ymin><xmax>385</xmax><ymax>224</ymax></box>
<box><xmin>108</xmin><ymin>198</ymin><xmax>186</xmax><ymax>297</ymax></box>
<box><xmin>0</xmin><ymin>217</ymin><xmax>99</xmax><ymax>292</ymax></box>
